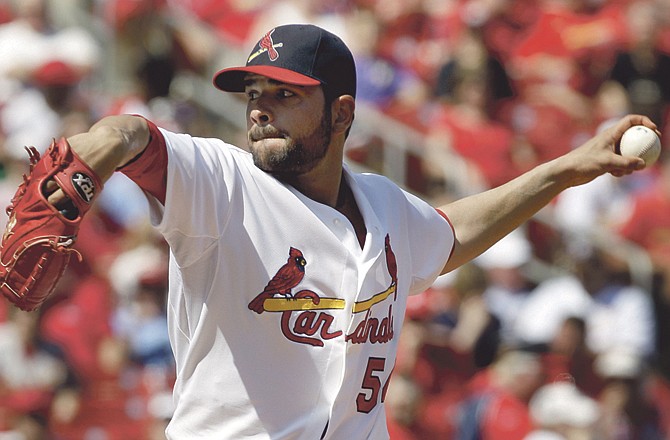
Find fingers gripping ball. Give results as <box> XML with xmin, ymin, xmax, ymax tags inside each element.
<box><xmin>619</xmin><ymin>125</ymin><xmax>662</xmax><ymax>167</ymax></box>
<box><xmin>0</xmin><ymin>138</ymin><xmax>103</xmax><ymax>311</ymax></box>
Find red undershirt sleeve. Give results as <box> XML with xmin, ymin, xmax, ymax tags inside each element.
<box><xmin>117</xmin><ymin>118</ymin><xmax>168</xmax><ymax>205</ymax></box>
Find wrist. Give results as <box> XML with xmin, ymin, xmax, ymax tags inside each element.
<box><xmin>67</xmin><ymin>116</ymin><xmax>149</xmax><ymax>182</ymax></box>
<box><xmin>539</xmin><ymin>156</ymin><xmax>575</xmax><ymax>192</ymax></box>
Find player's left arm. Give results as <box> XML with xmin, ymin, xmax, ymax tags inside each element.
<box><xmin>44</xmin><ymin>115</ymin><xmax>150</xmax><ymax>207</ymax></box>
<box><xmin>0</xmin><ymin>115</ymin><xmax>151</xmax><ymax>311</ymax></box>
<box><xmin>438</xmin><ymin>114</ymin><xmax>658</xmax><ymax>274</ymax></box>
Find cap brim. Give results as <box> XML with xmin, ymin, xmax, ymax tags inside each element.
<box><xmin>213</xmin><ymin>65</ymin><xmax>321</xmax><ymax>92</ymax></box>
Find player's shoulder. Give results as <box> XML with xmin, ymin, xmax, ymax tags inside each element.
<box><xmin>351</xmin><ymin>169</ymin><xmax>399</xmax><ymax>190</ymax></box>
<box><xmin>159</xmin><ymin>128</ymin><xmax>242</xmax><ymax>150</ymax></box>
<box><xmin>159</xmin><ymin>127</ymin><xmax>252</xmax><ymax>162</ymax></box>
<box><xmin>350</xmin><ymin>169</ymin><xmax>412</xmax><ymax>201</ymax></box>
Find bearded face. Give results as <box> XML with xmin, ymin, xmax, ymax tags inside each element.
<box><xmin>248</xmin><ymin>102</ymin><xmax>333</xmax><ymax>176</ymax></box>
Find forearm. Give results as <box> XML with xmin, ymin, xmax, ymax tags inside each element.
<box><xmin>42</xmin><ymin>115</ymin><xmax>150</xmax><ymax>207</ymax></box>
<box><xmin>440</xmin><ymin>158</ymin><xmax>573</xmax><ymax>273</ymax></box>
<box><xmin>66</xmin><ymin>115</ymin><xmax>150</xmax><ymax>183</ymax></box>
<box><xmin>438</xmin><ymin>114</ymin><xmax>655</xmax><ymax>274</ymax></box>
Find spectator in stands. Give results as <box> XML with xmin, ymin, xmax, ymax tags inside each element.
<box><xmin>47</xmin><ymin>335</ymin><xmax>157</xmax><ymax>439</ymax></box>
<box><xmin>616</xmin><ymin>151</ymin><xmax>670</xmax><ymax>380</ymax></box>
<box><xmin>456</xmin><ymin>348</ymin><xmax>543</xmax><ymax>440</ymax></box>
<box><xmin>475</xmin><ymin>227</ymin><xmax>535</xmax><ymax>346</ymax></box>
<box><xmin>362</xmin><ymin>0</ymin><xmax>453</xmax><ymax>83</ymax></box>
<box><xmin>513</xmin><ymin>246</ymin><xmax>655</xmax><ymax>360</ymax></box>
<box><xmin>505</xmin><ymin>0</ymin><xmax>628</xmax><ymax>162</ymax></box>
<box><xmin>0</xmin><ymin>0</ymin><xmax>100</xmax><ymax>157</ymax></box>
<box><xmin>426</xmin><ymin>28</ymin><xmax>522</xmax><ymax>189</ymax></box>
<box><xmin>413</xmin><ymin>264</ymin><xmax>498</xmax><ymax>385</ymax></box>
<box><xmin>111</xmin><ymin>249</ymin><xmax>172</xmax><ymax>369</ymax></box>
<box><xmin>542</xmin><ymin>316</ymin><xmax>602</xmax><ymax>399</ymax></box>
<box><xmin>552</xmin><ymin>170</ymin><xmax>634</xmax><ymax>260</ymax></box>
<box><xmin>593</xmin><ymin>347</ymin><xmax>666</xmax><ymax>439</ymax></box>
<box><xmin>433</xmin><ymin>26</ymin><xmax>514</xmax><ymax>121</ymax></box>
<box><xmin>605</xmin><ymin>1</ymin><xmax>670</xmax><ymax>133</ymax></box>
<box><xmin>579</xmin><ymin>248</ymin><xmax>656</xmax><ymax>359</ymax></box>
<box><xmin>0</xmin><ymin>308</ymin><xmax>71</xmax><ymax>438</ymax></box>
<box><xmin>473</xmin><ymin>0</ymin><xmax>543</xmax><ymax>64</ymax></box>
<box><xmin>524</xmin><ymin>380</ymin><xmax>600</xmax><ymax>440</ymax></box>
<box><xmin>349</xmin><ymin>10</ymin><xmax>426</xmax><ymax>115</ymax></box>
<box><xmin>511</xmin><ymin>268</ymin><xmax>593</xmax><ymax>349</ymax></box>
<box><xmin>385</xmin><ymin>374</ymin><xmax>424</xmax><ymax>440</ymax></box>
<box><xmin>408</xmin><ymin>264</ymin><xmax>500</xmax><ymax>438</ymax></box>
<box><xmin>617</xmin><ymin>152</ymin><xmax>670</xmax><ymax>291</ymax></box>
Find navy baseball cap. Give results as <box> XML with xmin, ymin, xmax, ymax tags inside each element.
<box><xmin>213</xmin><ymin>24</ymin><xmax>356</xmax><ymax>98</ymax></box>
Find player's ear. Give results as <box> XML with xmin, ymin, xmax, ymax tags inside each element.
<box><xmin>331</xmin><ymin>95</ymin><xmax>355</xmax><ymax>136</ymax></box>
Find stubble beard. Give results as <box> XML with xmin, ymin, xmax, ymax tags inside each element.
<box><xmin>249</xmin><ymin>107</ymin><xmax>333</xmax><ymax>177</ymax></box>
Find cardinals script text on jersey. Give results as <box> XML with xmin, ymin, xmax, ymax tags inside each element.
<box><xmin>247</xmin><ymin>233</ymin><xmax>399</xmax><ymax>347</ymax></box>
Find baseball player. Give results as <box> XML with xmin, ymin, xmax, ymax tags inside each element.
<box><xmin>0</xmin><ymin>24</ymin><xmax>658</xmax><ymax>439</ymax></box>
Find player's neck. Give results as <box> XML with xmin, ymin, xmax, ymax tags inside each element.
<box><xmin>284</xmin><ymin>167</ymin><xmax>367</xmax><ymax>248</ymax></box>
<box><xmin>280</xmin><ymin>147</ymin><xmax>344</xmax><ymax>206</ymax></box>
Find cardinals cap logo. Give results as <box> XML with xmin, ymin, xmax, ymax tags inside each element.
<box><xmin>248</xmin><ymin>29</ymin><xmax>283</xmax><ymax>63</ymax></box>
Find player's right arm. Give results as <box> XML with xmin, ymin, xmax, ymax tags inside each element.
<box><xmin>438</xmin><ymin>114</ymin><xmax>655</xmax><ymax>274</ymax></box>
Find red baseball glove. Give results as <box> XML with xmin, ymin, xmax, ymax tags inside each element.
<box><xmin>0</xmin><ymin>138</ymin><xmax>103</xmax><ymax>311</ymax></box>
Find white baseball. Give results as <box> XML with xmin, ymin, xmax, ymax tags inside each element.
<box><xmin>619</xmin><ymin>125</ymin><xmax>661</xmax><ymax>167</ymax></box>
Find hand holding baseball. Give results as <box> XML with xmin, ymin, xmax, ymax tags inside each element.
<box><xmin>618</xmin><ymin>125</ymin><xmax>662</xmax><ymax>167</ymax></box>
<box><xmin>554</xmin><ymin>115</ymin><xmax>659</xmax><ymax>188</ymax></box>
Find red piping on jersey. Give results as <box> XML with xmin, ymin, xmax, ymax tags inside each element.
<box><xmin>436</xmin><ymin>208</ymin><xmax>456</xmax><ymax>265</ymax></box>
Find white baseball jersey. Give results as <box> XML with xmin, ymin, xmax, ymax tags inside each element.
<box><xmin>121</xmin><ymin>120</ymin><xmax>455</xmax><ymax>439</ymax></box>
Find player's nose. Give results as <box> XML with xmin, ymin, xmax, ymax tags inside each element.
<box><xmin>249</xmin><ymin>105</ymin><xmax>273</xmax><ymax>126</ymax></box>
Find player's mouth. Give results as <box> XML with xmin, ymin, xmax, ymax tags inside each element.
<box><xmin>249</xmin><ymin>127</ymin><xmax>286</xmax><ymax>142</ymax></box>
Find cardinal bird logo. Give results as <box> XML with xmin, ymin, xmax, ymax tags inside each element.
<box><xmin>384</xmin><ymin>234</ymin><xmax>398</xmax><ymax>286</ymax></box>
<box><xmin>259</xmin><ymin>29</ymin><xmax>280</xmax><ymax>61</ymax></box>
<box><xmin>248</xmin><ymin>247</ymin><xmax>306</xmax><ymax>313</ymax></box>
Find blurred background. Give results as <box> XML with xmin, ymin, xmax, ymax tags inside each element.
<box><xmin>0</xmin><ymin>0</ymin><xmax>669</xmax><ymax>439</ymax></box>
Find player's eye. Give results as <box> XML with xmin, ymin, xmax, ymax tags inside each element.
<box><xmin>246</xmin><ymin>90</ymin><xmax>259</xmax><ymax>100</ymax></box>
<box><xmin>279</xmin><ymin>89</ymin><xmax>295</xmax><ymax>98</ymax></box>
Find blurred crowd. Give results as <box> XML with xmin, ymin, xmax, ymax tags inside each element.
<box><xmin>0</xmin><ymin>0</ymin><xmax>669</xmax><ymax>439</ymax></box>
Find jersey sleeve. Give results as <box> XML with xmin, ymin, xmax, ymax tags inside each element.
<box><xmin>402</xmin><ymin>189</ymin><xmax>455</xmax><ymax>295</ymax></box>
<box><xmin>355</xmin><ymin>172</ymin><xmax>455</xmax><ymax>295</ymax></box>
<box><xmin>140</xmin><ymin>126</ymin><xmax>248</xmax><ymax>268</ymax></box>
